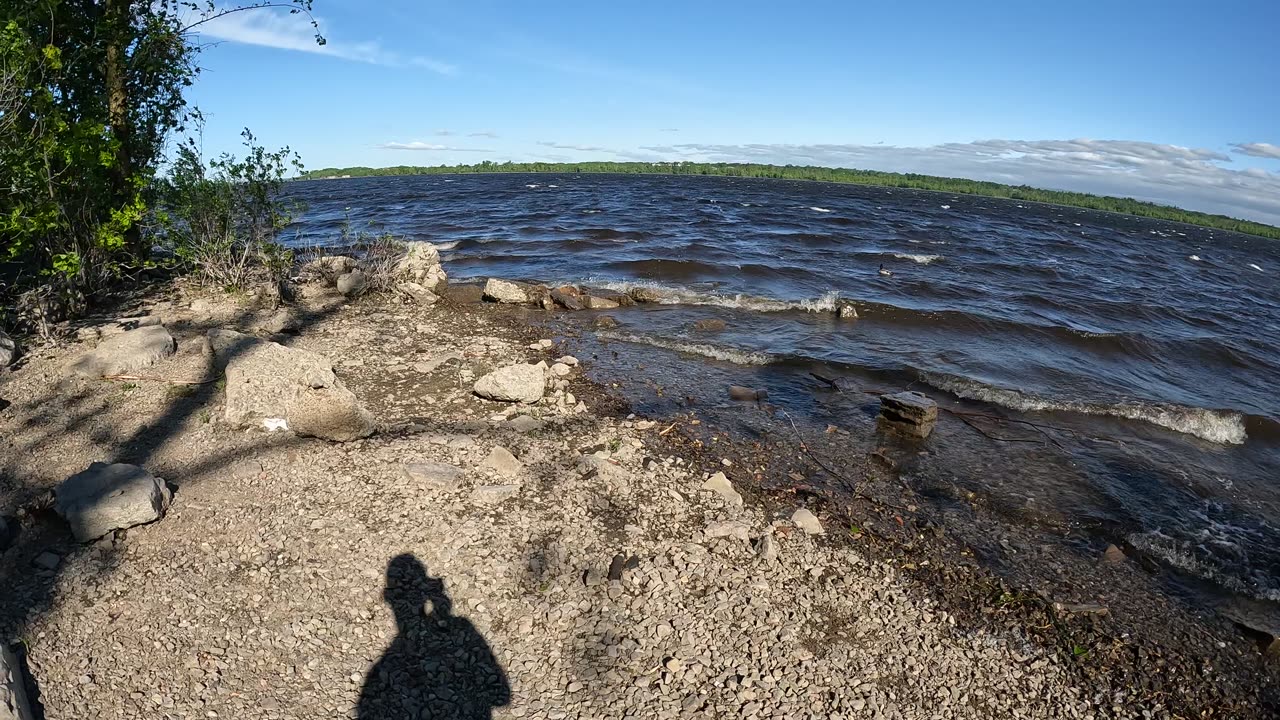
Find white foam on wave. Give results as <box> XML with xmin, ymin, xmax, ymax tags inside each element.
<box><xmin>433</xmin><ymin>241</ymin><xmax>459</xmax><ymax>251</ymax></box>
<box><xmin>1127</xmin><ymin>530</ymin><xmax>1280</xmax><ymax>602</ymax></box>
<box><xmin>526</xmin><ymin>184</ymin><xmax>540</xmax><ymax>188</ymax></box>
<box><xmin>589</xmin><ymin>279</ymin><xmax>840</xmax><ymax>314</ymax></box>
<box><xmin>809</xmin><ymin>206</ymin><xmax>833</xmax><ymax>213</ymax></box>
<box><xmin>582</xmin><ymin>209</ymin><xmax>602</xmax><ymax>214</ymax></box>
<box><xmin>1249</xmin><ymin>263</ymin><xmax>1264</xmax><ymax>272</ymax></box>
<box><xmin>595</xmin><ymin>331</ymin><xmax>774</xmax><ymax>365</ymax></box>
<box><xmin>893</xmin><ymin>253</ymin><xmax>942</xmax><ymax>265</ymax></box>
<box><xmin>940</xmin><ymin>204</ymin><xmax>951</xmax><ymax>210</ymax></box>
<box><xmin>1189</xmin><ymin>255</ymin><xmax>1201</xmax><ymax>261</ymax></box>
<box><xmin>925</xmin><ymin>375</ymin><xmax>1247</xmax><ymax>445</ymax></box>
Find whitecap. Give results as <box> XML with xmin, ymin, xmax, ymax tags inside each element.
<box><xmin>1189</xmin><ymin>255</ymin><xmax>1201</xmax><ymax>261</ymax></box>
<box><xmin>893</xmin><ymin>253</ymin><xmax>942</xmax><ymax>265</ymax></box>
<box><xmin>433</xmin><ymin>241</ymin><xmax>459</xmax><ymax>251</ymax></box>
<box><xmin>587</xmin><ymin>279</ymin><xmax>840</xmax><ymax>314</ymax></box>
<box><xmin>809</xmin><ymin>206</ymin><xmax>833</xmax><ymax>213</ymax></box>
<box><xmin>924</xmin><ymin>374</ymin><xmax>1247</xmax><ymax>445</ymax></box>
<box><xmin>595</xmin><ymin>331</ymin><xmax>774</xmax><ymax>365</ymax></box>
<box><xmin>1248</xmin><ymin>263</ymin><xmax>1263</xmax><ymax>272</ymax></box>
<box><xmin>940</xmin><ymin>204</ymin><xmax>951</xmax><ymax>210</ymax></box>
<box><xmin>526</xmin><ymin>184</ymin><xmax>540</xmax><ymax>188</ymax></box>
<box><xmin>548</xmin><ymin>184</ymin><xmax>559</xmax><ymax>188</ymax></box>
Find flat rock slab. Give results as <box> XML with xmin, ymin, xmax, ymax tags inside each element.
<box><xmin>791</xmin><ymin>507</ymin><xmax>824</xmax><ymax>535</ymax></box>
<box><xmin>482</xmin><ymin>446</ymin><xmax>523</xmax><ymax>476</ymax></box>
<box><xmin>403</xmin><ymin>462</ymin><xmax>464</xmax><ymax>490</ymax></box>
<box><xmin>210</xmin><ymin>330</ymin><xmax>374</xmax><ymax>442</ymax></box>
<box><xmin>55</xmin><ymin>462</ymin><xmax>171</xmax><ymax>542</ymax></box>
<box><xmin>474</xmin><ymin>364</ymin><xmax>545</xmax><ymax>403</ymax></box>
<box><xmin>471</xmin><ymin>485</ymin><xmax>519</xmax><ymax>505</ymax></box>
<box><xmin>65</xmin><ymin>325</ymin><xmax>175</xmax><ymax>378</ymax></box>
<box><xmin>483</xmin><ymin>278</ymin><xmax>530</xmax><ymax>304</ymax></box>
<box><xmin>701</xmin><ymin>472</ymin><xmax>743</xmax><ymax>508</ymax></box>
<box><xmin>879</xmin><ymin>391</ymin><xmax>938</xmax><ymax>438</ymax></box>
<box><xmin>705</xmin><ymin>520</ymin><xmax>751</xmax><ymax>542</ymax></box>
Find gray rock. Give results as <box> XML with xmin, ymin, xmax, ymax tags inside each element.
<box><xmin>791</xmin><ymin>508</ymin><xmax>824</xmax><ymax>535</ymax></box>
<box><xmin>287</xmin><ymin>385</ymin><xmax>376</xmax><ymax>442</ymax></box>
<box><xmin>705</xmin><ymin>520</ymin><xmax>751</xmax><ymax>542</ymax></box>
<box><xmin>403</xmin><ymin>462</ymin><xmax>464</xmax><ymax>489</ymax></box>
<box><xmin>336</xmin><ymin>270</ymin><xmax>368</xmax><ymax>297</ymax></box>
<box><xmin>471</xmin><ymin>485</ymin><xmax>519</xmax><ymax>505</ymax></box>
<box><xmin>55</xmin><ymin>462</ymin><xmax>171</xmax><ymax>542</ymax></box>
<box><xmin>304</xmin><ymin>255</ymin><xmax>357</xmax><ymax>283</ymax></box>
<box><xmin>701</xmin><ymin>472</ymin><xmax>743</xmax><ymax>508</ymax></box>
<box><xmin>0</xmin><ymin>330</ymin><xmax>15</xmax><ymax>367</ymax></box>
<box><xmin>550</xmin><ymin>288</ymin><xmax>584</xmax><ymax>310</ymax></box>
<box><xmin>878</xmin><ymin>391</ymin><xmax>938</xmax><ymax>438</ymax></box>
<box><xmin>256</xmin><ymin>308</ymin><xmax>300</xmax><ymax>335</ymax></box>
<box><xmin>482</xmin><ymin>446</ymin><xmax>523</xmax><ymax>476</ymax></box>
<box><xmin>413</xmin><ymin>351</ymin><xmax>463</xmax><ymax>374</ymax></box>
<box><xmin>728</xmin><ymin>386</ymin><xmax>768</xmax><ymax>401</ymax></box>
<box><xmin>756</xmin><ymin>532</ymin><xmax>779</xmax><ymax>563</ymax></box>
<box><xmin>209</xmin><ymin>330</ymin><xmax>373</xmax><ymax>441</ymax></box>
<box><xmin>397</xmin><ymin>282</ymin><xmax>439</xmax><ymax>305</ymax></box>
<box><xmin>551</xmin><ymin>363</ymin><xmax>571</xmax><ymax>377</ymax></box>
<box><xmin>64</xmin><ymin>325</ymin><xmax>175</xmax><ymax>378</ymax></box>
<box><xmin>474</xmin><ymin>364</ymin><xmax>545</xmax><ymax>403</ymax></box>
<box><xmin>395</xmin><ymin>242</ymin><xmax>448</xmax><ymax>292</ymax></box>
<box><xmin>506</xmin><ymin>415</ymin><xmax>545</xmax><ymax>433</ymax></box>
<box><xmin>483</xmin><ymin>278</ymin><xmax>528</xmax><ymax>304</ymax></box>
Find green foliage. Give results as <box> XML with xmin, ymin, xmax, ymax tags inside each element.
<box><xmin>154</xmin><ymin>128</ymin><xmax>304</xmax><ymax>290</ymax></box>
<box><xmin>0</xmin><ymin>0</ymin><xmax>320</xmax><ymax>326</ymax></box>
<box><xmin>300</xmin><ymin>161</ymin><xmax>1280</xmax><ymax>240</ymax></box>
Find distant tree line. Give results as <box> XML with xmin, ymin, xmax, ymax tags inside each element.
<box><xmin>298</xmin><ymin>160</ymin><xmax>1280</xmax><ymax>240</ymax></box>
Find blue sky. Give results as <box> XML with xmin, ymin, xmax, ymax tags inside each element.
<box><xmin>189</xmin><ymin>0</ymin><xmax>1280</xmax><ymax>223</ymax></box>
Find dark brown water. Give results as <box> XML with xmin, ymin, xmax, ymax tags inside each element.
<box><xmin>286</xmin><ymin>173</ymin><xmax>1280</xmax><ymax>607</ymax></box>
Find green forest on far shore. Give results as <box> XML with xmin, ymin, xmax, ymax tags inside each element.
<box><xmin>299</xmin><ymin>161</ymin><xmax>1280</xmax><ymax>240</ymax></box>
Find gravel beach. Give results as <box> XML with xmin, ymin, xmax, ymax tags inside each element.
<box><xmin>1</xmin><ymin>269</ymin><xmax>1275</xmax><ymax>719</ymax></box>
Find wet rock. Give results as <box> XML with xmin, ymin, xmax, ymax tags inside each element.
<box><xmin>584</xmin><ymin>296</ymin><xmax>620</xmax><ymax>310</ymax></box>
<box><xmin>592</xmin><ymin>315</ymin><xmax>620</xmax><ymax>329</ymax></box>
<box><xmin>701</xmin><ymin>472</ymin><xmax>743</xmax><ymax>508</ymax></box>
<box><xmin>691</xmin><ymin>318</ymin><xmax>727</xmax><ymax>333</ymax></box>
<box><xmin>55</xmin><ymin>462</ymin><xmax>171</xmax><ymax>542</ymax></box>
<box><xmin>550</xmin><ymin>287</ymin><xmax>584</xmax><ymax>311</ymax></box>
<box><xmin>728</xmin><ymin>386</ymin><xmax>768</xmax><ymax>401</ymax></box>
<box><xmin>1102</xmin><ymin>544</ymin><xmax>1126</xmax><ymax>565</ymax></box>
<box><xmin>474</xmin><ymin>364</ymin><xmax>545</xmax><ymax>403</ymax></box>
<box><xmin>878</xmin><ymin>391</ymin><xmax>938</xmax><ymax>438</ymax></box>
<box><xmin>209</xmin><ymin>329</ymin><xmax>374</xmax><ymax>441</ymax></box>
<box><xmin>627</xmin><ymin>286</ymin><xmax>666</xmax><ymax>303</ymax></box>
<box><xmin>482</xmin><ymin>446</ymin><xmax>523</xmax><ymax>476</ymax></box>
<box><xmin>0</xmin><ymin>330</ymin><xmax>15</xmax><ymax>368</ymax></box>
<box><xmin>791</xmin><ymin>507</ymin><xmax>824</xmax><ymax>535</ymax></box>
<box><xmin>64</xmin><ymin>325</ymin><xmax>176</xmax><ymax>378</ymax></box>
<box><xmin>837</xmin><ymin>301</ymin><xmax>859</xmax><ymax>319</ymax></box>
<box><xmin>395</xmin><ymin>241</ymin><xmax>448</xmax><ymax>292</ymax></box>
<box><xmin>336</xmin><ymin>270</ymin><xmax>368</xmax><ymax>297</ymax></box>
<box><xmin>403</xmin><ymin>462</ymin><xmax>465</xmax><ymax>490</ymax></box>
<box><xmin>483</xmin><ymin>278</ymin><xmax>529</xmax><ymax>304</ymax></box>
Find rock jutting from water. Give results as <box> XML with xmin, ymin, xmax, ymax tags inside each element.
<box><xmin>878</xmin><ymin>390</ymin><xmax>939</xmax><ymax>438</ymax></box>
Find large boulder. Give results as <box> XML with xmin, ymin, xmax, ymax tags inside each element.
<box><xmin>473</xmin><ymin>363</ymin><xmax>545</xmax><ymax>403</ymax></box>
<box><xmin>209</xmin><ymin>329</ymin><xmax>374</xmax><ymax>441</ymax></box>
<box><xmin>55</xmin><ymin>462</ymin><xmax>171</xmax><ymax>542</ymax></box>
<box><xmin>483</xmin><ymin>278</ymin><xmax>529</xmax><ymax>304</ymax></box>
<box><xmin>395</xmin><ymin>241</ymin><xmax>448</xmax><ymax>292</ymax></box>
<box><xmin>64</xmin><ymin>325</ymin><xmax>175</xmax><ymax>378</ymax></box>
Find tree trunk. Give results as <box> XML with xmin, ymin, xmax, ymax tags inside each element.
<box><xmin>104</xmin><ymin>0</ymin><xmax>143</xmax><ymax>254</ymax></box>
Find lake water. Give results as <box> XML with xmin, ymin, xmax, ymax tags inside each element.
<box><xmin>285</xmin><ymin>173</ymin><xmax>1280</xmax><ymax>608</ymax></box>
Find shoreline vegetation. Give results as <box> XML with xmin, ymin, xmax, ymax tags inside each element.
<box><xmin>299</xmin><ymin>161</ymin><xmax>1280</xmax><ymax>241</ymax></box>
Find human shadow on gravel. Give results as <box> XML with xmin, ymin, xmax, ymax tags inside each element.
<box><xmin>358</xmin><ymin>554</ymin><xmax>511</xmax><ymax>720</ymax></box>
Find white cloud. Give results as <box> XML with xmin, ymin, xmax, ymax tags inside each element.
<box><xmin>1231</xmin><ymin>142</ymin><xmax>1280</xmax><ymax>160</ymax></box>
<box><xmin>469</xmin><ymin>131</ymin><xmax>499</xmax><ymax>138</ymax></box>
<box><xmin>537</xmin><ymin>141</ymin><xmax>612</xmax><ymax>153</ymax></box>
<box><xmin>378</xmin><ymin>141</ymin><xmax>491</xmax><ymax>152</ymax></box>
<box><xmin>631</xmin><ymin>139</ymin><xmax>1280</xmax><ymax>225</ymax></box>
<box><xmin>193</xmin><ymin>7</ymin><xmax>456</xmax><ymax>75</ymax></box>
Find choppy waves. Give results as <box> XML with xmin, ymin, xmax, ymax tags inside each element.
<box><xmin>587</xmin><ymin>279</ymin><xmax>841</xmax><ymax>313</ymax></box>
<box><xmin>925</xmin><ymin>374</ymin><xmax>1248</xmax><ymax>444</ymax></box>
<box><xmin>595</xmin><ymin>331</ymin><xmax>775</xmax><ymax>365</ymax></box>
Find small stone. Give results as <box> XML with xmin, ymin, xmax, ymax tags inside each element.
<box><xmin>33</xmin><ymin>551</ymin><xmax>61</xmax><ymax>570</ymax></box>
<box><xmin>1102</xmin><ymin>544</ymin><xmax>1126</xmax><ymax>564</ymax></box>
<box><xmin>551</xmin><ymin>363</ymin><xmax>571</xmax><ymax>377</ymax></box>
<box><xmin>691</xmin><ymin>318</ymin><xmax>727</xmax><ymax>332</ymax></box>
<box><xmin>481</xmin><ymin>446</ymin><xmax>523</xmax><ymax>476</ymax></box>
<box><xmin>403</xmin><ymin>462</ymin><xmax>464</xmax><ymax>489</ymax></box>
<box><xmin>756</xmin><ymin>532</ymin><xmax>778</xmax><ymax>563</ymax></box>
<box><xmin>664</xmin><ymin>658</ymin><xmax>685</xmax><ymax>672</ymax></box>
<box><xmin>791</xmin><ymin>508</ymin><xmax>824</xmax><ymax>535</ymax></box>
<box><xmin>701</xmin><ymin>472</ymin><xmax>743</xmax><ymax>508</ymax></box>
<box><xmin>506</xmin><ymin>415</ymin><xmax>544</xmax><ymax>433</ymax></box>
<box><xmin>727</xmin><ymin>385</ymin><xmax>767</xmax><ymax>401</ymax></box>
<box><xmin>704</xmin><ymin>520</ymin><xmax>751</xmax><ymax>542</ymax></box>
<box><xmin>555</xmin><ymin>355</ymin><xmax>579</xmax><ymax>367</ymax></box>
<box><xmin>878</xmin><ymin>391</ymin><xmax>938</xmax><ymax>438</ymax></box>
<box><xmin>474</xmin><ymin>364</ymin><xmax>546</xmax><ymax>403</ymax></box>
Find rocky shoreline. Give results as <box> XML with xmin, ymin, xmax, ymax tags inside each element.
<box><xmin>1</xmin><ymin>245</ymin><xmax>1276</xmax><ymax>719</ymax></box>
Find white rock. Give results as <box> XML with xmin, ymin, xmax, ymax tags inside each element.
<box><xmin>55</xmin><ymin>462</ymin><xmax>171</xmax><ymax>542</ymax></box>
<box><xmin>482</xmin><ymin>446</ymin><xmax>523</xmax><ymax>476</ymax></box>
<box><xmin>473</xmin><ymin>364</ymin><xmax>545</xmax><ymax>403</ymax></box>
<box><xmin>705</xmin><ymin>520</ymin><xmax>751</xmax><ymax>541</ymax></box>
<box><xmin>483</xmin><ymin>278</ymin><xmax>528</xmax><ymax>304</ymax></box>
<box><xmin>555</xmin><ymin>355</ymin><xmax>579</xmax><ymax>367</ymax></box>
<box><xmin>395</xmin><ymin>241</ymin><xmax>448</xmax><ymax>292</ymax></box>
<box><xmin>791</xmin><ymin>508</ymin><xmax>824</xmax><ymax>535</ymax></box>
<box><xmin>551</xmin><ymin>363</ymin><xmax>571</xmax><ymax>377</ymax></box>
<box><xmin>701</xmin><ymin>472</ymin><xmax>743</xmax><ymax>508</ymax></box>
<box><xmin>470</xmin><ymin>485</ymin><xmax>518</xmax><ymax>504</ymax></box>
